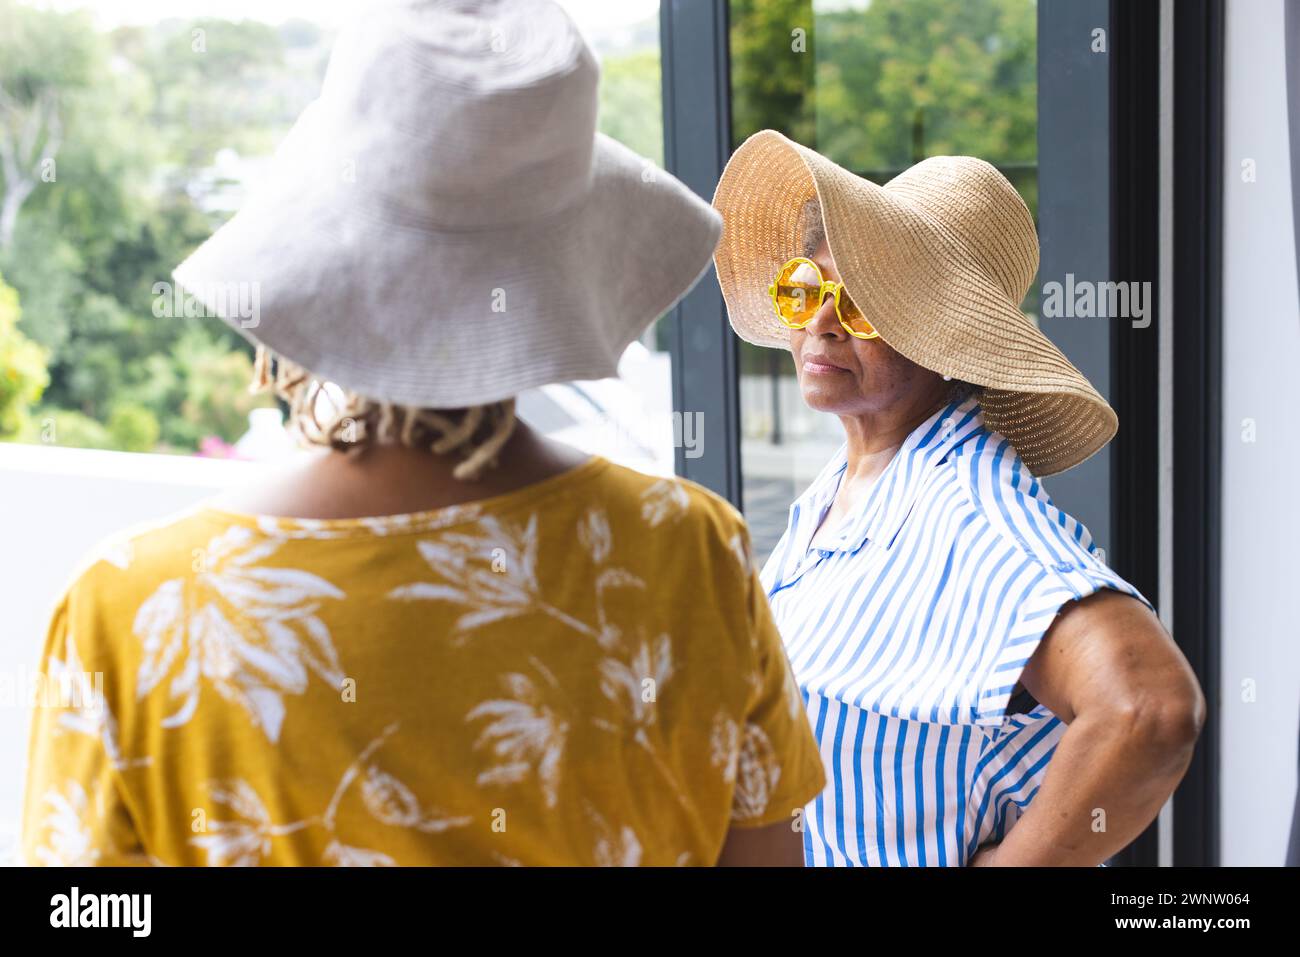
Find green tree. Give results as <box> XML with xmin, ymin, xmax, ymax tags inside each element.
<box><xmin>729</xmin><ymin>0</ymin><xmax>1035</xmax><ymax>183</ymax></box>
<box><xmin>107</xmin><ymin>402</ymin><xmax>161</xmax><ymax>453</ymax></box>
<box><xmin>729</xmin><ymin>0</ymin><xmax>818</xmax><ymax>150</ymax></box>
<box><xmin>0</xmin><ymin>270</ymin><xmax>47</xmax><ymax>436</ymax></box>
<box><xmin>0</xmin><ymin>3</ymin><xmax>320</xmax><ymax>455</ymax></box>
<box><xmin>0</xmin><ymin>1</ymin><xmax>99</xmax><ymax>251</ymax></box>
<box><xmin>599</xmin><ymin>49</ymin><xmax>663</xmax><ymax>165</ymax></box>
<box><xmin>38</xmin><ymin>408</ymin><xmax>111</xmax><ymax>449</ymax></box>
<box><xmin>169</xmin><ymin>327</ymin><xmax>272</xmax><ymax>449</ymax></box>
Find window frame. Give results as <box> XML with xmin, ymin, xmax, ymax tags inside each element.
<box><xmin>659</xmin><ymin>0</ymin><xmax>1220</xmax><ymax>866</ymax></box>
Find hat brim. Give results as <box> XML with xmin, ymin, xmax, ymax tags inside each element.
<box><xmin>174</xmin><ymin>111</ymin><xmax>722</xmax><ymax>410</ymax></box>
<box><xmin>711</xmin><ymin>129</ymin><xmax>1117</xmax><ymax>477</ymax></box>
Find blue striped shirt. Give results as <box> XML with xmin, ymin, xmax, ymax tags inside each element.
<box><xmin>760</xmin><ymin>393</ymin><xmax>1151</xmax><ymax>866</ymax></box>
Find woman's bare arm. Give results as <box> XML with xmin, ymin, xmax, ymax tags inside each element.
<box><xmin>717</xmin><ymin>820</ymin><xmax>806</xmax><ymax>866</ymax></box>
<box><xmin>970</xmin><ymin>589</ymin><xmax>1205</xmax><ymax>866</ymax></box>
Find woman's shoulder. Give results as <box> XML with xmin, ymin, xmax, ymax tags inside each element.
<box><xmin>592</xmin><ymin>461</ymin><xmax>749</xmax><ymax>550</ymax></box>
<box><xmin>41</xmin><ymin>506</ymin><xmax>229</xmax><ymax>673</ymax></box>
<box><xmin>566</xmin><ymin>460</ymin><xmax>755</xmax><ymax>577</ymax></box>
<box><xmin>61</xmin><ymin>506</ymin><xmax>219</xmax><ymax>593</ymax></box>
<box><xmin>595</xmin><ymin>460</ymin><xmax>742</xmax><ymax>523</ymax></box>
<box><xmin>943</xmin><ymin>429</ymin><xmax>1122</xmax><ymax>581</ymax></box>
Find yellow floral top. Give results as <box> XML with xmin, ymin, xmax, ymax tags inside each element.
<box><xmin>21</xmin><ymin>456</ymin><xmax>826</xmax><ymax>866</ymax></box>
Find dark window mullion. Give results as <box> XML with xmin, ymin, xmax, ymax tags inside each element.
<box><xmin>1170</xmin><ymin>0</ymin><xmax>1224</xmax><ymax>868</ymax></box>
<box><xmin>660</xmin><ymin>0</ymin><xmax>742</xmax><ymax>507</ymax></box>
<box><xmin>1107</xmin><ymin>0</ymin><xmax>1162</xmax><ymax>868</ymax></box>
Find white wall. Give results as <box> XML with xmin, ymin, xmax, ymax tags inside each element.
<box><xmin>1220</xmin><ymin>0</ymin><xmax>1300</xmax><ymax>865</ymax></box>
<box><xmin>0</xmin><ymin>444</ymin><xmax>261</xmax><ymax>864</ymax></box>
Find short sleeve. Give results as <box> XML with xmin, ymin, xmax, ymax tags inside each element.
<box><xmin>974</xmin><ymin>550</ymin><xmax>1155</xmax><ymax>729</ymax></box>
<box><xmin>726</xmin><ymin>544</ymin><xmax>827</xmax><ymax>829</ymax></box>
<box><xmin>20</xmin><ymin>593</ymin><xmax>153</xmax><ymax>866</ymax></box>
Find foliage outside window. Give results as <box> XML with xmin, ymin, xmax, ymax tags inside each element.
<box><xmin>0</xmin><ymin>1</ymin><xmax>665</xmax><ymax>455</ymax></box>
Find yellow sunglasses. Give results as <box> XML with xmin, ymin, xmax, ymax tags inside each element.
<box><xmin>768</xmin><ymin>257</ymin><xmax>880</xmax><ymax>340</ymax></box>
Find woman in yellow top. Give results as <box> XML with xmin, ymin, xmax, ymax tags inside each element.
<box><xmin>20</xmin><ymin>0</ymin><xmax>825</xmax><ymax>867</ymax></box>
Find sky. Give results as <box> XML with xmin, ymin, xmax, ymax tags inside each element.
<box><xmin>43</xmin><ymin>0</ymin><xmax>661</xmax><ymax>32</ymax></box>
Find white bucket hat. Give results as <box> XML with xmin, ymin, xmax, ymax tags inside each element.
<box><xmin>173</xmin><ymin>0</ymin><xmax>722</xmax><ymax>408</ymax></box>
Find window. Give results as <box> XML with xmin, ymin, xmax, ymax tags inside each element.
<box><xmin>0</xmin><ymin>0</ymin><xmax>675</xmax><ymax>473</ymax></box>
<box><xmin>727</xmin><ymin>0</ymin><xmax>1038</xmax><ymax>561</ymax></box>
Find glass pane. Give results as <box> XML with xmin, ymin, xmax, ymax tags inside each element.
<box><xmin>728</xmin><ymin>0</ymin><xmax>1038</xmax><ymax>561</ymax></box>
<box><xmin>543</xmin><ymin>0</ymin><xmax>677</xmax><ymax>477</ymax></box>
<box><xmin>0</xmin><ymin>0</ymin><xmax>673</xmax><ymax>473</ymax></box>
<box><xmin>0</xmin><ymin>3</ymin><xmax>343</xmax><ymax>458</ymax></box>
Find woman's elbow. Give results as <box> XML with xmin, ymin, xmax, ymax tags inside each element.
<box><xmin>1118</xmin><ymin>674</ymin><xmax>1206</xmax><ymax>767</ymax></box>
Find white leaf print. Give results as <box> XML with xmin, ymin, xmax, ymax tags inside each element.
<box><xmin>189</xmin><ymin>777</ymin><xmax>329</xmax><ymax>866</ymax></box>
<box><xmin>475</xmin><ymin>761</ymin><xmax>531</xmax><ymax>789</ymax></box>
<box><xmin>295</xmin><ymin>614</ymin><xmax>345</xmax><ymax>688</ymax></box>
<box><xmin>256</xmin><ymin>517</ymin><xmax>287</xmax><ymax>537</ymax></box>
<box><xmin>31</xmin><ymin>780</ymin><xmax>98</xmax><ymax>866</ymax></box>
<box><xmin>709</xmin><ymin>712</ymin><xmax>740</xmax><ymax>784</ymax></box>
<box><xmin>208</xmin><ymin>778</ymin><xmax>272</xmax><ymax>826</ymax></box>
<box><xmin>729</xmin><ymin>532</ymin><xmax>751</xmax><ymax>575</ymax></box>
<box><xmin>360</xmin><ymin>765</ymin><xmax>472</xmax><ymax>834</ymax></box>
<box><xmin>189</xmin><ymin>825</ymin><xmax>268</xmax><ymax>867</ymax></box>
<box><xmin>323</xmin><ymin>722</ymin><xmax>400</xmax><ymax>831</ymax></box>
<box><xmin>252</xmin><ymin>504</ymin><xmax>487</xmax><ymax>540</ymax></box>
<box><xmin>135</xmin><ymin>579</ymin><xmax>186</xmax><ymax>698</ymax></box>
<box><xmin>415</xmin><ymin>814</ymin><xmax>473</xmax><ymax>835</ymax></box>
<box><xmin>188</xmin><ymin>723</ymin><xmax>467</xmax><ymax>865</ymax></box>
<box><xmin>598</xmin><ymin>635</ymin><xmax>673</xmax><ymax>729</ymax></box>
<box><xmin>131</xmin><ymin>526</ymin><xmax>346</xmax><ymax>742</ymax></box>
<box><xmin>783</xmin><ymin>658</ymin><xmax>805</xmax><ymax>722</ymax></box>
<box><xmin>387</xmin><ymin>582</ymin><xmax>466</xmax><ymax>602</ymax></box>
<box><xmin>99</xmin><ymin>540</ymin><xmax>134</xmax><ymax>570</ymax></box>
<box><xmin>587</xmin><ymin>805</ymin><xmax>642</xmax><ymax>867</ymax></box>
<box><xmin>357</xmin><ymin>514</ymin><xmax>414</xmax><ymax>536</ymax></box>
<box><xmin>593</xmin><ymin>636</ymin><xmax>692</xmax><ymax>810</ymax></box>
<box><xmin>323</xmin><ymin>840</ymin><xmax>398</xmax><ymax>867</ymax></box>
<box><xmin>731</xmin><ymin>724</ymin><xmax>782</xmax><ymax>822</ymax></box>
<box><xmin>189</xmin><ymin>779</ymin><xmax>274</xmax><ymax>867</ymax></box>
<box><xmin>467</xmin><ymin>658</ymin><xmax>568</xmax><ymax>808</ymax></box>
<box><xmin>594</xmin><ymin>827</ymin><xmax>641</xmax><ymax>867</ymax></box>
<box><xmin>212</xmin><ymin>527</ymin><xmax>280</xmax><ymax>568</ymax></box>
<box><xmin>577</xmin><ymin>506</ymin><xmax>612</xmax><ymax>564</ymax></box>
<box><xmin>389</xmin><ymin>515</ymin><xmax>598</xmax><ymax>639</ymax></box>
<box><xmin>210</xmin><ymin>566</ymin><xmax>341</xmax><ymax>613</ymax></box>
<box><xmin>361</xmin><ymin>767</ymin><xmax>421</xmax><ymax>827</ymax></box>
<box><xmin>47</xmin><ymin>633</ymin><xmax>151</xmax><ymax>772</ymax></box>
<box><xmin>592</xmin><ymin>567</ymin><xmax>646</xmax><ymax>650</ymax></box>
<box><xmin>640</xmin><ymin>479</ymin><xmax>690</xmax><ymax>527</ymax></box>
<box><xmin>392</xmin><ymin>518</ymin><xmax>538</xmax><ymax>616</ymax></box>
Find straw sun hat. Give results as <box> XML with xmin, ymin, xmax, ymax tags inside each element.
<box><xmin>712</xmin><ymin>129</ymin><xmax>1117</xmax><ymax>477</ymax></box>
<box><xmin>173</xmin><ymin>0</ymin><xmax>722</xmax><ymax>410</ymax></box>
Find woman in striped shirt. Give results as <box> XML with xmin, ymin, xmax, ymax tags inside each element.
<box><xmin>710</xmin><ymin>132</ymin><xmax>1205</xmax><ymax>866</ymax></box>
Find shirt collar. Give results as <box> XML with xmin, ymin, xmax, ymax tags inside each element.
<box><xmin>791</xmin><ymin>393</ymin><xmax>986</xmax><ymax>558</ymax></box>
